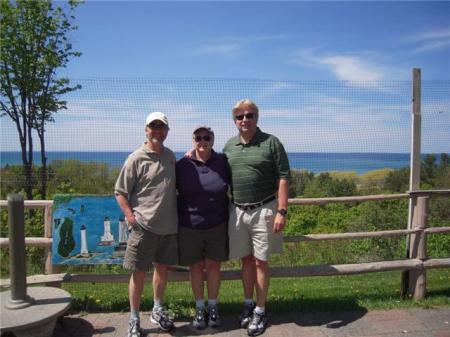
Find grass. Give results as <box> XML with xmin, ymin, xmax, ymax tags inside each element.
<box><xmin>62</xmin><ymin>269</ymin><xmax>450</xmax><ymax>317</ymax></box>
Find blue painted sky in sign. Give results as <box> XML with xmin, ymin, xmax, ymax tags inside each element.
<box><xmin>1</xmin><ymin>1</ymin><xmax>449</xmax><ymax>153</ymax></box>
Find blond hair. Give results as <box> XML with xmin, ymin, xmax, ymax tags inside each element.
<box><xmin>232</xmin><ymin>98</ymin><xmax>259</xmax><ymax>119</ymax></box>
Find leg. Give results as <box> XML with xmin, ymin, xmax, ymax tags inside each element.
<box><xmin>129</xmin><ymin>270</ymin><xmax>146</xmax><ymax>313</ymax></box>
<box><xmin>205</xmin><ymin>258</ymin><xmax>221</xmax><ymax>300</ymax></box>
<box><xmin>254</xmin><ymin>258</ymin><xmax>269</xmax><ymax>307</ymax></box>
<box><xmin>190</xmin><ymin>260</ymin><xmax>208</xmax><ymax>329</ymax></box>
<box><xmin>189</xmin><ymin>260</ymin><xmax>205</xmax><ymax>301</ymax></box>
<box><xmin>151</xmin><ymin>262</ymin><xmax>175</xmax><ymax>331</ymax></box>
<box><xmin>153</xmin><ymin>262</ymin><xmax>169</xmax><ymax>303</ymax></box>
<box><xmin>238</xmin><ymin>255</ymin><xmax>257</xmax><ymax>328</ymax></box>
<box><xmin>241</xmin><ymin>255</ymin><xmax>256</xmax><ymax>300</ymax></box>
<box><xmin>205</xmin><ymin>258</ymin><xmax>222</xmax><ymax>327</ymax></box>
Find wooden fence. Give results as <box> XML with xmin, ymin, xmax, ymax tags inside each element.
<box><xmin>1</xmin><ymin>190</ymin><xmax>450</xmax><ymax>299</ymax></box>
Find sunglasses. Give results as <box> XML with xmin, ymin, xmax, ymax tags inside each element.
<box><xmin>194</xmin><ymin>135</ymin><xmax>212</xmax><ymax>142</ymax></box>
<box><xmin>148</xmin><ymin>122</ymin><xmax>168</xmax><ymax>130</ymax></box>
<box><xmin>235</xmin><ymin>112</ymin><xmax>255</xmax><ymax>121</ymax></box>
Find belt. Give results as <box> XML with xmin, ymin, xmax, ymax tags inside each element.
<box><xmin>233</xmin><ymin>195</ymin><xmax>276</xmax><ymax>211</ymax></box>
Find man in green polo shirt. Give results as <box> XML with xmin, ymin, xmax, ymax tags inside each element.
<box><xmin>223</xmin><ymin>99</ymin><xmax>290</xmax><ymax>336</ymax></box>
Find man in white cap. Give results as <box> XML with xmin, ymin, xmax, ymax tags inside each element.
<box><xmin>115</xmin><ymin>112</ymin><xmax>178</xmax><ymax>337</ymax></box>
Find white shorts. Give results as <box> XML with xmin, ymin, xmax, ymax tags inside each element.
<box><xmin>228</xmin><ymin>199</ymin><xmax>283</xmax><ymax>261</ymax></box>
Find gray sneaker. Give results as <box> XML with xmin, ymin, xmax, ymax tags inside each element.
<box><xmin>127</xmin><ymin>318</ymin><xmax>143</xmax><ymax>337</ymax></box>
<box><xmin>192</xmin><ymin>308</ymin><xmax>207</xmax><ymax>329</ymax></box>
<box><xmin>208</xmin><ymin>305</ymin><xmax>221</xmax><ymax>327</ymax></box>
<box><xmin>150</xmin><ymin>307</ymin><xmax>175</xmax><ymax>332</ymax></box>
<box><xmin>238</xmin><ymin>302</ymin><xmax>255</xmax><ymax>328</ymax></box>
<box><xmin>247</xmin><ymin>311</ymin><xmax>268</xmax><ymax>336</ymax></box>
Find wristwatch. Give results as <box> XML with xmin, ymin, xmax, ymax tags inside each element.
<box><xmin>277</xmin><ymin>209</ymin><xmax>288</xmax><ymax>216</ymax></box>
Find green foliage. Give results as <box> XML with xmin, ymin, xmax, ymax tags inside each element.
<box><xmin>0</xmin><ymin>0</ymin><xmax>82</xmax><ymax>199</ymax></box>
<box><xmin>289</xmin><ymin>169</ymin><xmax>315</xmax><ymax>197</ymax></box>
<box><xmin>383</xmin><ymin>167</ymin><xmax>410</xmax><ymax>192</ymax></box>
<box><xmin>47</xmin><ymin>160</ymin><xmax>118</xmax><ymax>195</ymax></box>
<box><xmin>57</xmin><ymin>217</ymin><xmax>75</xmax><ymax>257</ymax></box>
<box><xmin>302</xmin><ymin>172</ymin><xmax>357</xmax><ymax>197</ymax></box>
<box><xmin>0</xmin><ymin>207</ymin><xmax>47</xmax><ymax>275</ymax></box>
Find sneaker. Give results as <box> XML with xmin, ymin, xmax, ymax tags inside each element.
<box><xmin>192</xmin><ymin>308</ymin><xmax>207</xmax><ymax>329</ymax></box>
<box><xmin>238</xmin><ymin>302</ymin><xmax>255</xmax><ymax>328</ymax></box>
<box><xmin>247</xmin><ymin>311</ymin><xmax>268</xmax><ymax>336</ymax></box>
<box><xmin>150</xmin><ymin>307</ymin><xmax>175</xmax><ymax>332</ymax></box>
<box><xmin>208</xmin><ymin>305</ymin><xmax>221</xmax><ymax>328</ymax></box>
<box><xmin>127</xmin><ymin>318</ymin><xmax>143</xmax><ymax>337</ymax></box>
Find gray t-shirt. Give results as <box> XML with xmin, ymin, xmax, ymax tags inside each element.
<box><xmin>115</xmin><ymin>144</ymin><xmax>178</xmax><ymax>235</ymax></box>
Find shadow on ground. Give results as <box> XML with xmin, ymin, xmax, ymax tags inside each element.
<box><xmin>53</xmin><ymin>317</ymin><xmax>94</xmax><ymax>337</ymax></box>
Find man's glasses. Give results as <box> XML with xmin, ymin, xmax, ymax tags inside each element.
<box><xmin>235</xmin><ymin>112</ymin><xmax>255</xmax><ymax>121</ymax></box>
<box><xmin>194</xmin><ymin>135</ymin><xmax>212</xmax><ymax>142</ymax></box>
<box><xmin>148</xmin><ymin>122</ymin><xmax>168</xmax><ymax>130</ymax></box>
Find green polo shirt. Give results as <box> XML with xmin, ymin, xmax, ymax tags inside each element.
<box><xmin>223</xmin><ymin>127</ymin><xmax>290</xmax><ymax>204</ymax></box>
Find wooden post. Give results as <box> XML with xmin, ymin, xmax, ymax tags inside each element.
<box><xmin>44</xmin><ymin>203</ymin><xmax>61</xmax><ymax>277</ymax></box>
<box><xmin>408</xmin><ymin>196</ymin><xmax>428</xmax><ymax>299</ymax></box>
<box><xmin>402</xmin><ymin>68</ymin><xmax>422</xmax><ymax>296</ymax></box>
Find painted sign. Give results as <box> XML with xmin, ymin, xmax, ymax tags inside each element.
<box><xmin>52</xmin><ymin>195</ymin><xmax>128</xmax><ymax>265</ymax></box>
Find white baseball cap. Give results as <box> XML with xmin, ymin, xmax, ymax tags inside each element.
<box><xmin>146</xmin><ymin>112</ymin><xmax>169</xmax><ymax>127</ymax></box>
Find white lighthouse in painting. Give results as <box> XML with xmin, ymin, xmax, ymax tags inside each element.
<box><xmin>115</xmin><ymin>216</ymin><xmax>128</xmax><ymax>251</ymax></box>
<box><xmin>80</xmin><ymin>224</ymin><xmax>89</xmax><ymax>256</ymax></box>
<box><xmin>98</xmin><ymin>216</ymin><xmax>114</xmax><ymax>245</ymax></box>
<box><xmin>118</xmin><ymin>217</ymin><xmax>128</xmax><ymax>244</ymax></box>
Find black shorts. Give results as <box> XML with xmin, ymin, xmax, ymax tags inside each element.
<box><xmin>178</xmin><ymin>223</ymin><xmax>229</xmax><ymax>266</ymax></box>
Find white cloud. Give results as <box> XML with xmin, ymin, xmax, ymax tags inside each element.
<box><xmin>318</xmin><ymin>56</ymin><xmax>382</xmax><ymax>82</ymax></box>
<box><xmin>291</xmin><ymin>48</ymin><xmax>405</xmax><ymax>83</ymax></box>
<box><xmin>194</xmin><ymin>34</ymin><xmax>288</xmax><ymax>57</ymax></box>
<box><xmin>197</xmin><ymin>43</ymin><xmax>240</xmax><ymax>56</ymax></box>
<box><xmin>409</xmin><ymin>27</ymin><xmax>450</xmax><ymax>53</ymax></box>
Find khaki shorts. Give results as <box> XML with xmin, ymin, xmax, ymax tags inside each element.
<box><xmin>228</xmin><ymin>199</ymin><xmax>283</xmax><ymax>261</ymax></box>
<box><xmin>178</xmin><ymin>223</ymin><xmax>229</xmax><ymax>266</ymax></box>
<box><xmin>123</xmin><ymin>224</ymin><xmax>178</xmax><ymax>272</ymax></box>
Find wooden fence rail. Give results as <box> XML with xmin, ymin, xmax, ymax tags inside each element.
<box><xmin>1</xmin><ymin>190</ymin><xmax>449</xmax><ymax>300</ymax></box>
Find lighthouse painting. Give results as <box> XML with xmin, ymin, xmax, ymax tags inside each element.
<box><xmin>98</xmin><ymin>216</ymin><xmax>115</xmax><ymax>246</ymax></box>
<box><xmin>117</xmin><ymin>217</ymin><xmax>128</xmax><ymax>249</ymax></box>
<box><xmin>51</xmin><ymin>195</ymin><xmax>127</xmax><ymax>264</ymax></box>
<box><xmin>80</xmin><ymin>224</ymin><xmax>89</xmax><ymax>256</ymax></box>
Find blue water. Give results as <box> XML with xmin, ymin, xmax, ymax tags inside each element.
<box><xmin>52</xmin><ymin>195</ymin><xmax>124</xmax><ymax>265</ymax></box>
<box><xmin>0</xmin><ymin>151</ymin><xmax>416</xmax><ymax>174</ymax></box>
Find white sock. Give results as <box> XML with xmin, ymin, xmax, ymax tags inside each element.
<box><xmin>153</xmin><ymin>299</ymin><xmax>163</xmax><ymax>310</ymax></box>
<box><xmin>196</xmin><ymin>299</ymin><xmax>205</xmax><ymax>309</ymax></box>
<box><xmin>208</xmin><ymin>299</ymin><xmax>217</xmax><ymax>307</ymax></box>
<box><xmin>255</xmin><ymin>306</ymin><xmax>265</xmax><ymax>314</ymax></box>
<box><xmin>130</xmin><ymin>308</ymin><xmax>140</xmax><ymax>321</ymax></box>
<box><xmin>244</xmin><ymin>298</ymin><xmax>254</xmax><ymax>306</ymax></box>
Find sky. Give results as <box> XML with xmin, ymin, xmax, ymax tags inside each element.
<box><xmin>1</xmin><ymin>0</ymin><xmax>450</xmax><ymax>153</ymax></box>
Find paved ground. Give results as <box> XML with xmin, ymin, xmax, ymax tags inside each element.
<box><xmin>52</xmin><ymin>308</ymin><xmax>450</xmax><ymax>337</ymax></box>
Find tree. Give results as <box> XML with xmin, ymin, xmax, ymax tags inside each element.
<box><xmin>0</xmin><ymin>0</ymin><xmax>81</xmax><ymax>199</ymax></box>
<box><xmin>384</xmin><ymin>167</ymin><xmax>410</xmax><ymax>193</ymax></box>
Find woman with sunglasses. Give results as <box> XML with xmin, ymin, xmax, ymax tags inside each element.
<box><xmin>175</xmin><ymin>126</ymin><xmax>230</xmax><ymax>330</ymax></box>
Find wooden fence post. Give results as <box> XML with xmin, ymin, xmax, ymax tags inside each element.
<box><xmin>402</xmin><ymin>68</ymin><xmax>422</xmax><ymax>296</ymax></box>
<box><xmin>44</xmin><ymin>203</ymin><xmax>61</xmax><ymax>277</ymax></box>
<box><xmin>408</xmin><ymin>196</ymin><xmax>428</xmax><ymax>299</ymax></box>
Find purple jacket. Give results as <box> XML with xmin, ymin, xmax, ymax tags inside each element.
<box><xmin>176</xmin><ymin>151</ymin><xmax>230</xmax><ymax>230</ymax></box>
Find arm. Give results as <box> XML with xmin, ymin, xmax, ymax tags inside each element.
<box><xmin>115</xmin><ymin>192</ymin><xmax>137</xmax><ymax>228</ymax></box>
<box><xmin>185</xmin><ymin>148</ymin><xmax>195</xmax><ymax>158</ymax></box>
<box><xmin>273</xmin><ymin>178</ymin><xmax>289</xmax><ymax>233</ymax></box>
